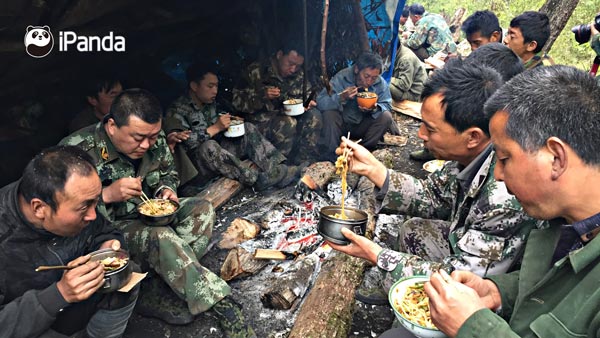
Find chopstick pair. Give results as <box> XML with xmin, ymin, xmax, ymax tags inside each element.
<box><xmin>139</xmin><ymin>191</ymin><xmax>158</xmax><ymax>214</ymax></box>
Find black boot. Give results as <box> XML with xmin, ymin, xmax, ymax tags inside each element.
<box><xmin>135</xmin><ymin>277</ymin><xmax>194</xmax><ymax>325</ymax></box>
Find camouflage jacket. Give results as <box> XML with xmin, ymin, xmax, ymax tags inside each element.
<box><xmin>376</xmin><ymin>146</ymin><xmax>544</xmax><ymax>277</ymax></box>
<box><xmin>60</xmin><ymin>122</ymin><xmax>179</xmax><ymax>221</ymax></box>
<box><xmin>405</xmin><ymin>12</ymin><xmax>457</xmax><ymax>56</ymax></box>
<box><xmin>524</xmin><ymin>52</ymin><xmax>555</xmax><ymax>69</ymax></box>
<box><xmin>316</xmin><ymin>66</ymin><xmax>392</xmax><ymax>125</ymax></box>
<box><xmin>165</xmin><ymin>93</ymin><xmax>221</xmax><ymax>152</ymax></box>
<box><xmin>232</xmin><ymin>57</ymin><xmax>311</xmax><ymax>115</ymax></box>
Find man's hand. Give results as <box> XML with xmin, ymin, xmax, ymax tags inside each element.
<box><xmin>304</xmin><ymin>100</ymin><xmax>317</xmax><ymax>111</ymax></box>
<box><xmin>450</xmin><ymin>270</ymin><xmax>503</xmax><ymax>310</ymax></box>
<box><xmin>56</xmin><ymin>255</ymin><xmax>105</xmax><ymax>303</ymax></box>
<box><xmin>425</xmin><ymin>270</ymin><xmax>500</xmax><ymax>337</ymax></box>
<box><xmin>339</xmin><ymin>86</ymin><xmax>358</xmax><ymax>101</ymax></box>
<box><xmin>264</xmin><ymin>86</ymin><xmax>281</xmax><ymax>100</ymax></box>
<box><xmin>216</xmin><ymin>113</ymin><xmax>231</xmax><ymax>132</ymax></box>
<box><xmin>336</xmin><ymin>137</ymin><xmax>388</xmax><ymax>188</ymax></box>
<box><xmin>99</xmin><ymin>239</ymin><xmax>121</xmax><ymax>251</ymax></box>
<box><xmin>166</xmin><ymin>130</ymin><xmax>191</xmax><ymax>153</ymax></box>
<box><xmin>159</xmin><ymin>187</ymin><xmax>179</xmax><ymax>203</ymax></box>
<box><xmin>327</xmin><ymin>228</ymin><xmax>382</xmax><ymax>264</ymax></box>
<box><xmin>102</xmin><ymin>177</ymin><xmax>142</xmax><ymax>204</ymax></box>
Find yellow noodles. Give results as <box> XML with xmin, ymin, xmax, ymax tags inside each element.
<box><xmin>334</xmin><ymin>153</ymin><xmax>349</xmax><ymax>219</ymax></box>
<box><xmin>139</xmin><ymin>199</ymin><xmax>177</xmax><ymax>216</ymax></box>
<box><xmin>392</xmin><ymin>282</ymin><xmax>437</xmax><ymax>329</ymax></box>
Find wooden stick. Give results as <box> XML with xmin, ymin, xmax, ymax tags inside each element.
<box><xmin>140</xmin><ymin>191</ymin><xmax>158</xmax><ymax>214</ymax></box>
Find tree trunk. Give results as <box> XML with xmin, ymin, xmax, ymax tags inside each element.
<box><xmin>351</xmin><ymin>0</ymin><xmax>371</xmax><ymax>52</ymax></box>
<box><xmin>539</xmin><ymin>0</ymin><xmax>580</xmax><ymax>53</ymax></box>
<box><xmin>449</xmin><ymin>8</ymin><xmax>466</xmax><ymax>42</ymax></box>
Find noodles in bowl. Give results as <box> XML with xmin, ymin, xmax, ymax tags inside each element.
<box><xmin>137</xmin><ymin>199</ymin><xmax>179</xmax><ymax>226</ymax></box>
<box><xmin>389</xmin><ymin>276</ymin><xmax>447</xmax><ymax>338</ymax></box>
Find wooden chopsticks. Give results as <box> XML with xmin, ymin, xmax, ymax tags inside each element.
<box><xmin>140</xmin><ymin>191</ymin><xmax>158</xmax><ymax>214</ymax></box>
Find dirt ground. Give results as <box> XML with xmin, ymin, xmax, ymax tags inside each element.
<box><xmin>123</xmin><ymin>113</ymin><xmax>428</xmax><ymax>338</ymax></box>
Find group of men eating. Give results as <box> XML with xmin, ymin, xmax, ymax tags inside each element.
<box><xmin>1</xmin><ymin>4</ymin><xmax>600</xmax><ymax>338</ymax></box>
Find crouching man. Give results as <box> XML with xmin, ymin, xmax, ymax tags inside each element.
<box><xmin>0</xmin><ymin>145</ymin><xmax>138</xmax><ymax>338</ymax></box>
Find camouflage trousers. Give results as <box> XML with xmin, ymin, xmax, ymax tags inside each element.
<box><xmin>248</xmin><ymin>108</ymin><xmax>322</xmax><ymax>163</ymax></box>
<box><xmin>114</xmin><ymin>197</ymin><xmax>231</xmax><ymax>315</ymax></box>
<box><xmin>190</xmin><ymin>122</ymin><xmax>286</xmax><ymax>186</ymax></box>
<box><xmin>380</xmin><ymin>217</ymin><xmax>452</xmax><ymax>290</ymax></box>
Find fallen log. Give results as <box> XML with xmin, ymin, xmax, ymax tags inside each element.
<box><xmin>260</xmin><ymin>254</ymin><xmax>318</xmax><ymax>310</ymax></box>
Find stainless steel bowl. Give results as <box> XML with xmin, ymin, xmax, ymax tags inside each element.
<box><xmin>89</xmin><ymin>248</ymin><xmax>132</xmax><ymax>293</ymax></box>
<box><xmin>318</xmin><ymin>205</ymin><xmax>368</xmax><ymax>245</ymax></box>
<box><xmin>136</xmin><ymin>199</ymin><xmax>179</xmax><ymax>226</ymax></box>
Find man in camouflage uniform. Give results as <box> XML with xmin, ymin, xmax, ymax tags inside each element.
<box><xmin>165</xmin><ymin>62</ymin><xmax>301</xmax><ymax>191</ymax></box>
<box><xmin>404</xmin><ymin>3</ymin><xmax>457</xmax><ymax>61</ymax></box>
<box><xmin>232</xmin><ymin>45</ymin><xmax>322</xmax><ymax>164</ymax></box>
<box><xmin>328</xmin><ymin>60</ymin><xmax>543</xmax><ymax>303</ymax></box>
<box><xmin>504</xmin><ymin>11</ymin><xmax>555</xmax><ymax>69</ymax></box>
<box><xmin>61</xmin><ymin>89</ymin><xmax>255</xmax><ymax>337</ymax></box>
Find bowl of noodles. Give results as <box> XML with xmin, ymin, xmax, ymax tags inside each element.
<box><xmin>318</xmin><ymin>205</ymin><xmax>367</xmax><ymax>245</ymax></box>
<box><xmin>89</xmin><ymin>248</ymin><xmax>132</xmax><ymax>293</ymax></box>
<box><xmin>389</xmin><ymin>276</ymin><xmax>447</xmax><ymax>338</ymax></box>
<box><xmin>137</xmin><ymin>198</ymin><xmax>179</xmax><ymax>226</ymax></box>
<box><xmin>356</xmin><ymin>91</ymin><xmax>378</xmax><ymax>109</ymax></box>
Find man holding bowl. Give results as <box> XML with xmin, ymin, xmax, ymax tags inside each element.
<box><xmin>60</xmin><ymin>89</ymin><xmax>255</xmax><ymax>337</ymax></box>
<box><xmin>316</xmin><ymin>51</ymin><xmax>394</xmax><ymax>162</ymax></box>
<box><xmin>424</xmin><ymin>66</ymin><xmax>600</xmax><ymax>338</ymax></box>
<box><xmin>0</xmin><ymin>145</ymin><xmax>138</xmax><ymax>337</ymax></box>
<box><xmin>328</xmin><ymin>60</ymin><xmax>541</xmax><ymax>305</ymax></box>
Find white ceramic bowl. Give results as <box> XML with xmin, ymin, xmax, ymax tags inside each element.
<box><xmin>283</xmin><ymin>99</ymin><xmax>304</xmax><ymax>116</ymax></box>
<box><xmin>422</xmin><ymin>160</ymin><xmax>446</xmax><ymax>173</ymax></box>
<box><xmin>224</xmin><ymin>120</ymin><xmax>245</xmax><ymax>137</ymax></box>
<box><xmin>389</xmin><ymin>276</ymin><xmax>447</xmax><ymax>338</ymax></box>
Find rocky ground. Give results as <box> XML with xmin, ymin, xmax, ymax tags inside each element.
<box><xmin>123</xmin><ymin>113</ymin><xmax>427</xmax><ymax>338</ymax></box>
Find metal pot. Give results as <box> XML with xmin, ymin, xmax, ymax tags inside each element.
<box><xmin>318</xmin><ymin>205</ymin><xmax>368</xmax><ymax>245</ymax></box>
<box><xmin>137</xmin><ymin>199</ymin><xmax>179</xmax><ymax>226</ymax></box>
<box><xmin>89</xmin><ymin>248</ymin><xmax>132</xmax><ymax>293</ymax></box>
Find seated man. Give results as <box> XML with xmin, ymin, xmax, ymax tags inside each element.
<box><xmin>504</xmin><ymin>11</ymin><xmax>554</xmax><ymax>69</ymax></box>
<box><xmin>316</xmin><ymin>52</ymin><xmax>393</xmax><ymax>162</ymax></box>
<box><xmin>404</xmin><ymin>3</ymin><xmax>457</xmax><ymax>61</ymax></box>
<box><xmin>0</xmin><ymin>145</ymin><xmax>137</xmax><ymax>338</ymax></box>
<box><xmin>165</xmin><ymin>62</ymin><xmax>302</xmax><ymax>191</ymax></box>
<box><xmin>60</xmin><ymin>89</ymin><xmax>255</xmax><ymax>337</ymax></box>
<box><xmin>423</xmin><ymin>66</ymin><xmax>600</xmax><ymax>338</ymax></box>
<box><xmin>461</xmin><ymin>10</ymin><xmax>503</xmax><ymax>51</ymax></box>
<box><xmin>232</xmin><ymin>43</ymin><xmax>321</xmax><ymax>164</ymax></box>
<box><xmin>328</xmin><ymin>60</ymin><xmax>541</xmax><ymax>302</ymax></box>
<box><xmin>389</xmin><ymin>43</ymin><xmax>427</xmax><ymax>102</ymax></box>
<box><xmin>69</xmin><ymin>74</ymin><xmax>123</xmax><ymax>133</ymax></box>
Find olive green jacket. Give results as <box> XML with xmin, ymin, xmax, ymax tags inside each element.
<box><xmin>458</xmin><ymin>223</ymin><xmax>600</xmax><ymax>338</ymax></box>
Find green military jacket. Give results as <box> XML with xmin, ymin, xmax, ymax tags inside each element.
<box><xmin>60</xmin><ymin>122</ymin><xmax>179</xmax><ymax>221</ymax></box>
<box><xmin>405</xmin><ymin>12</ymin><xmax>457</xmax><ymax>56</ymax></box>
<box><xmin>378</xmin><ymin>147</ymin><xmax>543</xmax><ymax>276</ymax></box>
<box><xmin>458</xmin><ymin>223</ymin><xmax>600</xmax><ymax>338</ymax></box>
<box><xmin>165</xmin><ymin>93</ymin><xmax>221</xmax><ymax>152</ymax></box>
<box><xmin>232</xmin><ymin>57</ymin><xmax>311</xmax><ymax>118</ymax></box>
<box><xmin>524</xmin><ymin>52</ymin><xmax>555</xmax><ymax>70</ymax></box>
<box><xmin>389</xmin><ymin>46</ymin><xmax>427</xmax><ymax>102</ymax></box>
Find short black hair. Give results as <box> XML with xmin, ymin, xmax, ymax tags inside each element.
<box><xmin>83</xmin><ymin>72</ymin><xmax>121</xmax><ymax>100</ymax></box>
<box><xmin>355</xmin><ymin>52</ymin><xmax>383</xmax><ymax>72</ymax></box>
<box><xmin>484</xmin><ymin>65</ymin><xmax>600</xmax><ymax>165</ymax></box>
<box><xmin>401</xmin><ymin>5</ymin><xmax>410</xmax><ymax>18</ymax></box>
<box><xmin>110</xmin><ymin>88</ymin><xmax>162</xmax><ymax>127</ymax></box>
<box><xmin>461</xmin><ymin>10</ymin><xmax>502</xmax><ymax>39</ymax></box>
<box><xmin>18</xmin><ymin>145</ymin><xmax>96</xmax><ymax>211</ymax></box>
<box><xmin>510</xmin><ymin>11</ymin><xmax>550</xmax><ymax>53</ymax></box>
<box><xmin>421</xmin><ymin>58</ymin><xmax>503</xmax><ymax>136</ymax></box>
<box><xmin>465</xmin><ymin>43</ymin><xmax>524</xmax><ymax>81</ymax></box>
<box><xmin>408</xmin><ymin>3</ymin><xmax>425</xmax><ymax>16</ymax></box>
<box><xmin>186</xmin><ymin>61</ymin><xmax>219</xmax><ymax>85</ymax></box>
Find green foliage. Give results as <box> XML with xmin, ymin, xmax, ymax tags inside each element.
<box><xmin>417</xmin><ymin>0</ymin><xmax>599</xmax><ymax>69</ymax></box>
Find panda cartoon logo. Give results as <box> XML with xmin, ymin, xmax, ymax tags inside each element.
<box><xmin>24</xmin><ymin>25</ymin><xmax>54</xmax><ymax>58</ymax></box>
